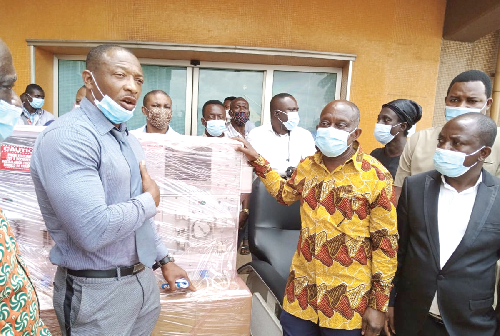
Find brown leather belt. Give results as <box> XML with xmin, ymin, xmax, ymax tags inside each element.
<box><xmin>67</xmin><ymin>263</ymin><xmax>145</xmax><ymax>278</ymax></box>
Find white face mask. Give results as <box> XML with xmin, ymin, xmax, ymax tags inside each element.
<box><xmin>315</xmin><ymin>127</ymin><xmax>357</xmax><ymax>157</ymax></box>
<box><xmin>444</xmin><ymin>102</ymin><xmax>487</xmax><ymax>121</ymax></box>
<box><xmin>373</xmin><ymin>123</ymin><xmax>401</xmax><ymax>145</ymax></box>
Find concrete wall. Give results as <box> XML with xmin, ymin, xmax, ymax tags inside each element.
<box><xmin>1</xmin><ymin>0</ymin><xmax>447</xmax><ymax>151</ymax></box>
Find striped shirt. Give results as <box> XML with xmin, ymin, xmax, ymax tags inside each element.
<box><xmin>30</xmin><ymin>97</ymin><xmax>168</xmax><ymax>270</ymax></box>
<box><xmin>17</xmin><ymin>108</ymin><xmax>55</xmax><ymax>126</ymax></box>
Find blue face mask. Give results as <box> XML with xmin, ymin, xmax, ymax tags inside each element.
<box><xmin>444</xmin><ymin>102</ymin><xmax>486</xmax><ymax>121</ymax></box>
<box><xmin>315</xmin><ymin>127</ymin><xmax>356</xmax><ymax>157</ymax></box>
<box><xmin>90</xmin><ymin>72</ymin><xmax>135</xmax><ymax>124</ymax></box>
<box><xmin>433</xmin><ymin>146</ymin><xmax>484</xmax><ymax>177</ymax></box>
<box><xmin>280</xmin><ymin>111</ymin><xmax>300</xmax><ymax>131</ymax></box>
<box><xmin>0</xmin><ymin>100</ymin><xmax>22</xmax><ymax>142</ymax></box>
<box><xmin>373</xmin><ymin>123</ymin><xmax>401</xmax><ymax>145</ymax></box>
<box><xmin>27</xmin><ymin>94</ymin><xmax>44</xmax><ymax>109</ymax></box>
<box><xmin>205</xmin><ymin>119</ymin><xmax>227</xmax><ymax>137</ymax></box>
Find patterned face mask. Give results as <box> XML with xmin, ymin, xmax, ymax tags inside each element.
<box><xmin>146</xmin><ymin>107</ymin><xmax>172</xmax><ymax>130</ymax></box>
<box><xmin>232</xmin><ymin>112</ymin><xmax>249</xmax><ymax>126</ymax></box>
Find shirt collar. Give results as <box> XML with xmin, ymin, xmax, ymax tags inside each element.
<box><xmin>312</xmin><ymin>141</ymin><xmax>364</xmax><ymax>172</ymax></box>
<box><xmin>441</xmin><ymin>172</ymin><xmax>483</xmax><ymax>194</ymax></box>
<box><xmin>80</xmin><ymin>97</ymin><xmax>115</xmax><ymax>136</ymax></box>
<box><xmin>265</xmin><ymin>122</ymin><xmax>291</xmax><ymax>137</ymax></box>
<box><xmin>22</xmin><ymin>106</ymin><xmax>42</xmax><ymax>116</ymax></box>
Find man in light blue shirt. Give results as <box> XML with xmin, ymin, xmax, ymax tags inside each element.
<box><xmin>31</xmin><ymin>44</ymin><xmax>193</xmax><ymax>336</ymax></box>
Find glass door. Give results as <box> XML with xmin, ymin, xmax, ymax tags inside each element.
<box><xmin>193</xmin><ymin>68</ymin><xmax>265</xmax><ymax>135</ymax></box>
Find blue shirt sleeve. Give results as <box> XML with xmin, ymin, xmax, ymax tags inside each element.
<box><xmin>33</xmin><ymin>126</ymin><xmax>158</xmax><ymax>252</ymax></box>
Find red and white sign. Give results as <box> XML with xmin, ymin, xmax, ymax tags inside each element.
<box><xmin>0</xmin><ymin>144</ymin><xmax>33</xmax><ymax>172</ymax></box>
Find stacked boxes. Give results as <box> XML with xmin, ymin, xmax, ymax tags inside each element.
<box><xmin>0</xmin><ymin>127</ymin><xmax>251</xmax><ymax>336</ymax></box>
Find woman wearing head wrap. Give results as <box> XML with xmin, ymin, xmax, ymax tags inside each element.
<box><xmin>370</xmin><ymin>99</ymin><xmax>422</xmax><ymax>178</ymax></box>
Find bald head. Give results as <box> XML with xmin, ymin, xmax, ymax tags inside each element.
<box><xmin>447</xmin><ymin>112</ymin><xmax>497</xmax><ymax>147</ymax></box>
<box><xmin>0</xmin><ymin>39</ymin><xmax>18</xmax><ymax>104</ymax></box>
<box><xmin>320</xmin><ymin>100</ymin><xmax>360</xmax><ymax>128</ymax></box>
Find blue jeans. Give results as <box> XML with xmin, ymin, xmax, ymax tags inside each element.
<box><xmin>280</xmin><ymin>311</ymin><xmax>362</xmax><ymax>336</ymax></box>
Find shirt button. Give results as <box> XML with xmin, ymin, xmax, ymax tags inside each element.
<box><xmin>438</xmin><ymin>275</ymin><xmax>445</xmax><ymax>280</ymax></box>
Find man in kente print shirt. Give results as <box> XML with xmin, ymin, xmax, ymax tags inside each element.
<box><xmin>0</xmin><ymin>39</ymin><xmax>51</xmax><ymax>335</ymax></box>
<box><xmin>235</xmin><ymin>100</ymin><xmax>398</xmax><ymax>336</ymax></box>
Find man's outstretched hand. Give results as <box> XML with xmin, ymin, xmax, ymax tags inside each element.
<box><xmin>232</xmin><ymin>137</ymin><xmax>259</xmax><ymax>162</ymax></box>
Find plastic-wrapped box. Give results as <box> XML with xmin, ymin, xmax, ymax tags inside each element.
<box><xmin>153</xmin><ymin>277</ymin><xmax>251</xmax><ymax>336</ymax></box>
<box><xmin>132</xmin><ymin>133</ymin><xmax>247</xmax><ymax>283</ymax></box>
<box><xmin>0</xmin><ymin>127</ymin><xmax>252</xmax><ymax>335</ymax></box>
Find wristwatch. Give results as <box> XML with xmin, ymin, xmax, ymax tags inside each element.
<box><xmin>152</xmin><ymin>255</ymin><xmax>175</xmax><ymax>270</ymax></box>
<box><xmin>241</xmin><ymin>208</ymin><xmax>250</xmax><ymax>215</ymax></box>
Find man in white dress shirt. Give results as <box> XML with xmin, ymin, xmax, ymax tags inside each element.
<box><xmin>388</xmin><ymin>112</ymin><xmax>500</xmax><ymax>336</ymax></box>
<box><xmin>134</xmin><ymin>90</ymin><xmax>179</xmax><ymax>136</ymax></box>
<box><xmin>247</xmin><ymin>93</ymin><xmax>316</xmax><ymax>177</ymax></box>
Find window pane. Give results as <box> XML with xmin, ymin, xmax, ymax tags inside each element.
<box><xmin>272</xmin><ymin>71</ymin><xmax>337</xmax><ymax>133</ymax></box>
<box><xmin>196</xmin><ymin>69</ymin><xmax>264</xmax><ymax>135</ymax></box>
<box><xmin>58</xmin><ymin>60</ymin><xmax>86</xmax><ymax>116</ymax></box>
<box><xmin>57</xmin><ymin>61</ymin><xmax>188</xmax><ymax>133</ymax></box>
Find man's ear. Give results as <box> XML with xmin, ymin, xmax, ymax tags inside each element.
<box><xmin>479</xmin><ymin>146</ymin><xmax>492</xmax><ymax>161</ymax></box>
<box><xmin>82</xmin><ymin>70</ymin><xmax>93</xmax><ymax>90</ymax></box>
<box><xmin>486</xmin><ymin>98</ymin><xmax>493</xmax><ymax>109</ymax></box>
<box><xmin>201</xmin><ymin>118</ymin><xmax>207</xmax><ymax>127</ymax></box>
<box><xmin>142</xmin><ymin>106</ymin><xmax>148</xmax><ymax>116</ymax></box>
<box><xmin>353</xmin><ymin>128</ymin><xmax>362</xmax><ymax>140</ymax></box>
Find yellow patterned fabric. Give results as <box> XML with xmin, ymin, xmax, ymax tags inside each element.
<box><xmin>250</xmin><ymin>142</ymin><xmax>398</xmax><ymax>329</ymax></box>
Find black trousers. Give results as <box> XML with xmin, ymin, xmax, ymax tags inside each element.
<box><xmin>417</xmin><ymin>316</ymin><xmax>449</xmax><ymax>336</ymax></box>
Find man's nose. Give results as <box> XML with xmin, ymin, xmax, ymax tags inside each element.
<box><xmin>123</xmin><ymin>75</ymin><xmax>139</xmax><ymax>94</ymax></box>
<box><xmin>441</xmin><ymin>142</ymin><xmax>453</xmax><ymax>150</ymax></box>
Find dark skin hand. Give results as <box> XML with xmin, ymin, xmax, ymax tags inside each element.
<box><xmin>362</xmin><ymin>307</ymin><xmax>386</xmax><ymax>336</ymax></box>
<box><xmin>384</xmin><ymin>307</ymin><xmax>395</xmax><ymax>336</ymax></box>
<box><xmin>139</xmin><ymin>160</ymin><xmax>160</xmax><ymax>207</ymax></box>
<box><xmin>239</xmin><ymin>193</ymin><xmax>250</xmax><ymax>229</ymax></box>
<box><xmin>160</xmin><ymin>262</ymin><xmax>196</xmax><ymax>292</ymax></box>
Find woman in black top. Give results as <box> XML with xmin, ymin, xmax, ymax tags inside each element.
<box><xmin>370</xmin><ymin>99</ymin><xmax>422</xmax><ymax>178</ymax></box>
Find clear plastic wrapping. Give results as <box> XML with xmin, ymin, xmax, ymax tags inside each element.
<box><xmin>152</xmin><ymin>276</ymin><xmax>251</xmax><ymax>336</ymax></box>
<box><xmin>0</xmin><ymin>127</ymin><xmax>252</xmax><ymax>335</ymax></box>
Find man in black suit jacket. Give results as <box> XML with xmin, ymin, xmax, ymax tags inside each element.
<box><xmin>386</xmin><ymin>112</ymin><xmax>500</xmax><ymax>336</ymax></box>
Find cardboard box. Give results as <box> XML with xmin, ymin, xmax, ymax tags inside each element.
<box><xmin>153</xmin><ymin>277</ymin><xmax>251</xmax><ymax>336</ymax></box>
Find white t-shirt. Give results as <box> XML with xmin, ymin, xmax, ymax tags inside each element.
<box><xmin>247</xmin><ymin>123</ymin><xmax>316</xmax><ymax>176</ymax></box>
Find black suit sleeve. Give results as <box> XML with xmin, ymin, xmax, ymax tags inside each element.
<box><xmin>389</xmin><ymin>177</ymin><xmax>410</xmax><ymax>306</ymax></box>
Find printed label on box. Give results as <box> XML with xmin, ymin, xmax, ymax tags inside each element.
<box><xmin>0</xmin><ymin>144</ymin><xmax>33</xmax><ymax>171</ymax></box>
